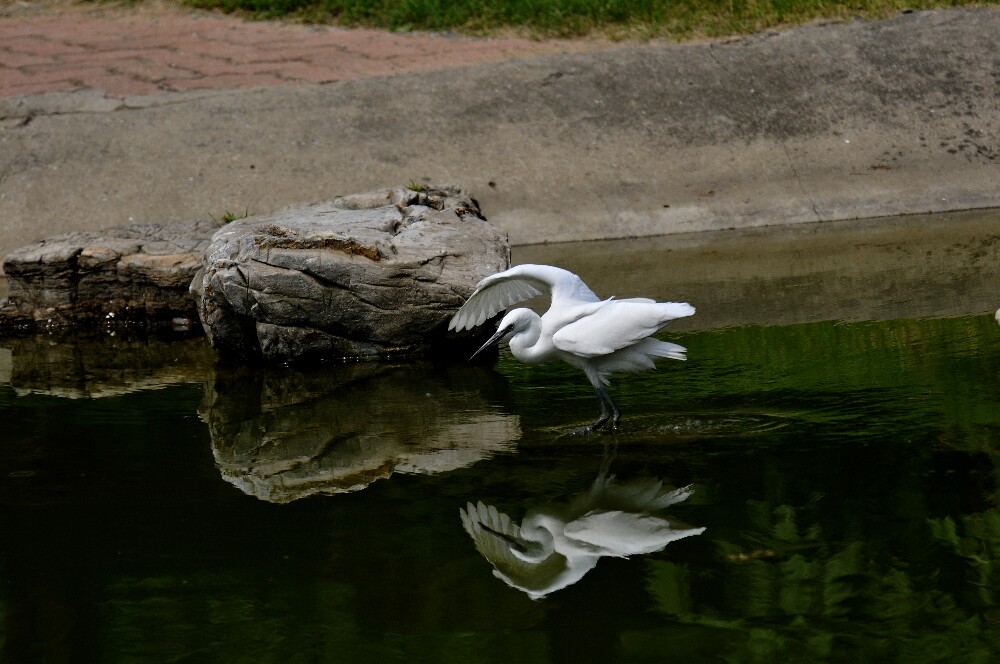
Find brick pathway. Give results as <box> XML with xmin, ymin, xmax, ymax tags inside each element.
<box><xmin>0</xmin><ymin>0</ymin><xmax>603</xmax><ymax>98</ymax></box>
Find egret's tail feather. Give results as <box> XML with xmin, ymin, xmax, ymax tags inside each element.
<box><xmin>586</xmin><ymin>338</ymin><xmax>687</xmax><ymax>378</ymax></box>
<box><xmin>647</xmin><ymin>339</ymin><xmax>688</xmax><ymax>361</ymax></box>
<box><xmin>660</xmin><ymin>302</ymin><xmax>696</xmax><ymax>320</ymax></box>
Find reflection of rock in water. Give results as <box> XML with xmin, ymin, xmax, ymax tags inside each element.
<box><xmin>461</xmin><ymin>465</ymin><xmax>704</xmax><ymax>599</ymax></box>
<box><xmin>0</xmin><ymin>333</ymin><xmax>215</xmax><ymax>398</ymax></box>
<box><xmin>201</xmin><ymin>362</ymin><xmax>520</xmax><ymax>503</ymax></box>
<box><xmin>0</xmin><ymin>346</ymin><xmax>11</xmax><ymax>386</ymax></box>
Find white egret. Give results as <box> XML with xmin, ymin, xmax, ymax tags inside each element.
<box><xmin>449</xmin><ymin>264</ymin><xmax>695</xmax><ymax>431</ymax></box>
<box><xmin>460</xmin><ymin>471</ymin><xmax>705</xmax><ymax>599</ymax></box>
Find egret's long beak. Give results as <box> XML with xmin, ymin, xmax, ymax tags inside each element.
<box><xmin>478</xmin><ymin>522</ymin><xmax>527</xmax><ymax>553</ymax></box>
<box><xmin>469</xmin><ymin>324</ymin><xmax>510</xmax><ymax>361</ymax></box>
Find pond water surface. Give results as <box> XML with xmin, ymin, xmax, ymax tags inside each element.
<box><xmin>2</xmin><ymin>212</ymin><xmax>1000</xmax><ymax>662</ymax></box>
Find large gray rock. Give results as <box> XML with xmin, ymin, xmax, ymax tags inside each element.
<box><xmin>191</xmin><ymin>185</ymin><xmax>509</xmax><ymax>363</ymax></box>
<box><xmin>0</xmin><ymin>219</ymin><xmax>217</xmax><ymax>331</ymax></box>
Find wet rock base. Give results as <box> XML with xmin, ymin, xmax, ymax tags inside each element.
<box><xmin>0</xmin><ymin>219</ymin><xmax>216</xmax><ymax>331</ymax></box>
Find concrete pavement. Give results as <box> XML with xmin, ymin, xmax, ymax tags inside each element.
<box><xmin>1</xmin><ymin>4</ymin><xmax>998</xmax><ymax>268</ymax></box>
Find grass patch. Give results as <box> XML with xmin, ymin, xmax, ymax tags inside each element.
<box><xmin>172</xmin><ymin>0</ymin><xmax>996</xmax><ymax>39</ymax></box>
<box><xmin>210</xmin><ymin>208</ymin><xmax>253</xmax><ymax>225</ymax></box>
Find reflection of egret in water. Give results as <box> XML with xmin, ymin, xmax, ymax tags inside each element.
<box><xmin>460</xmin><ymin>449</ymin><xmax>704</xmax><ymax>599</ymax></box>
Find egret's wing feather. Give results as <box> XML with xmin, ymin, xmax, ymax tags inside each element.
<box><xmin>449</xmin><ymin>264</ymin><xmax>600</xmax><ymax>331</ymax></box>
<box><xmin>460</xmin><ymin>501</ymin><xmax>570</xmax><ymax>597</ymax></box>
<box><xmin>460</xmin><ymin>501</ymin><xmax>525</xmax><ymax>565</ymax></box>
<box><xmin>565</xmin><ymin>510</ymin><xmax>706</xmax><ymax>557</ymax></box>
<box><xmin>449</xmin><ymin>276</ymin><xmax>546</xmax><ymax>331</ymax></box>
<box><xmin>553</xmin><ymin>300</ymin><xmax>695</xmax><ymax>357</ymax></box>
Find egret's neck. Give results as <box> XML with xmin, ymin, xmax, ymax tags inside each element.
<box><xmin>512</xmin><ymin>515</ymin><xmax>559</xmax><ymax>562</ymax></box>
<box><xmin>508</xmin><ymin>318</ymin><xmax>550</xmax><ymax>364</ymax></box>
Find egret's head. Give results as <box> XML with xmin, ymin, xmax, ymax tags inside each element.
<box><xmin>497</xmin><ymin>308</ymin><xmax>537</xmax><ymax>333</ymax></box>
<box><xmin>469</xmin><ymin>308</ymin><xmax>536</xmax><ymax>360</ymax></box>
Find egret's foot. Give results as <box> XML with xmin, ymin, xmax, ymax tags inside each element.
<box><xmin>585</xmin><ymin>414</ymin><xmax>621</xmax><ymax>433</ymax></box>
<box><xmin>586</xmin><ymin>414</ymin><xmax>610</xmax><ymax>433</ymax></box>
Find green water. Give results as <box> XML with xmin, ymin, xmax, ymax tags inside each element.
<box><xmin>2</xmin><ymin>212</ymin><xmax>1000</xmax><ymax>661</ymax></box>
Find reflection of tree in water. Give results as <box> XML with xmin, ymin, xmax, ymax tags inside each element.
<box><xmin>201</xmin><ymin>362</ymin><xmax>521</xmax><ymax>503</ymax></box>
<box><xmin>623</xmin><ymin>313</ymin><xmax>1000</xmax><ymax>661</ymax></box>
<box><xmin>643</xmin><ymin>480</ymin><xmax>1000</xmax><ymax>661</ymax></box>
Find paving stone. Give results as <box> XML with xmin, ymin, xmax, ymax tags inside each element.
<box><xmin>0</xmin><ymin>1</ymin><xmax>602</xmax><ymax>99</ymax></box>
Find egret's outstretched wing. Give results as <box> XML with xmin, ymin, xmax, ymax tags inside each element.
<box><xmin>449</xmin><ymin>264</ymin><xmax>601</xmax><ymax>332</ymax></box>
<box><xmin>553</xmin><ymin>300</ymin><xmax>695</xmax><ymax>357</ymax></box>
<box><xmin>460</xmin><ymin>501</ymin><xmax>571</xmax><ymax>598</ymax></box>
<box><xmin>460</xmin><ymin>501</ymin><xmax>527</xmax><ymax>568</ymax></box>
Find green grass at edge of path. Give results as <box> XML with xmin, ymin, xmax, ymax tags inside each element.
<box><xmin>170</xmin><ymin>0</ymin><xmax>996</xmax><ymax>38</ymax></box>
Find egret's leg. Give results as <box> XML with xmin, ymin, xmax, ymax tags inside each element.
<box><xmin>587</xmin><ymin>383</ymin><xmax>621</xmax><ymax>433</ymax></box>
<box><xmin>607</xmin><ymin>389</ymin><xmax>621</xmax><ymax>430</ymax></box>
<box><xmin>587</xmin><ymin>401</ymin><xmax>610</xmax><ymax>432</ymax></box>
